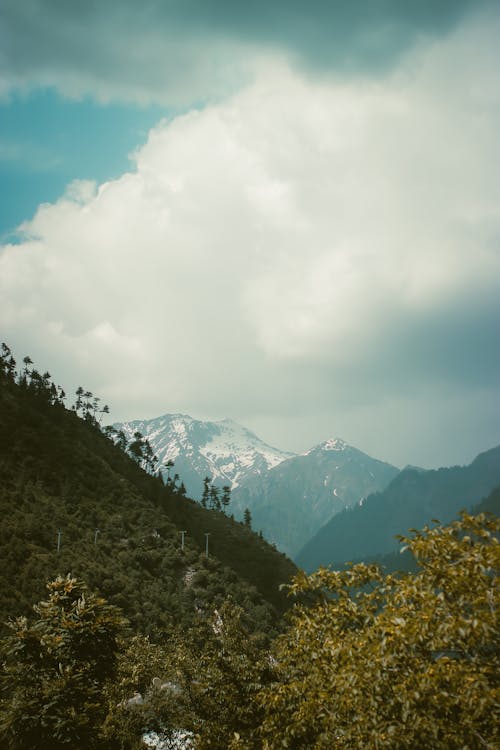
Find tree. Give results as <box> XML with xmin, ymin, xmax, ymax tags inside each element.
<box><xmin>244</xmin><ymin>508</ymin><xmax>252</xmax><ymax>528</ymax></box>
<box><xmin>151</xmin><ymin>601</ymin><xmax>273</xmax><ymax>749</ymax></box>
<box><xmin>201</xmin><ymin>476</ymin><xmax>211</xmax><ymax>509</ymax></box>
<box><xmin>163</xmin><ymin>459</ymin><xmax>174</xmax><ymax>481</ymax></box>
<box><xmin>0</xmin><ymin>342</ymin><xmax>16</xmax><ymax>380</ymax></box>
<box><xmin>221</xmin><ymin>485</ymin><xmax>231</xmax><ymax>514</ymax></box>
<box><xmin>128</xmin><ymin>431</ymin><xmax>145</xmax><ymax>465</ymax></box>
<box><xmin>259</xmin><ymin>513</ymin><xmax>499</xmax><ymax>749</ymax></box>
<box><xmin>210</xmin><ymin>485</ymin><xmax>221</xmax><ymax>511</ymax></box>
<box><xmin>74</xmin><ymin>385</ymin><xmax>85</xmax><ymax>413</ymax></box>
<box><xmin>0</xmin><ymin>575</ymin><xmax>127</xmax><ymax>750</ymax></box>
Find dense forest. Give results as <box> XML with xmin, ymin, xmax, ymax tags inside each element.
<box><xmin>0</xmin><ymin>343</ymin><xmax>498</xmax><ymax>749</ymax></box>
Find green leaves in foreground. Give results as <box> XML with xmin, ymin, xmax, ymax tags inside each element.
<box><xmin>259</xmin><ymin>513</ymin><xmax>499</xmax><ymax>750</ymax></box>
<box><xmin>0</xmin><ymin>575</ymin><xmax>127</xmax><ymax>750</ymax></box>
<box><xmin>1</xmin><ymin>514</ymin><xmax>498</xmax><ymax>749</ymax></box>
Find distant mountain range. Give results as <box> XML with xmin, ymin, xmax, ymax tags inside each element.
<box><xmin>296</xmin><ymin>444</ymin><xmax>500</xmax><ymax>571</ymax></box>
<box><xmin>115</xmin><ymin>415</ymin><xmax>399</xmax><ymax>557</ymax></box>
<box><xmin>115</xmin><ymin>414</ymin><xmax>500</xmax><ymax>566</ymax></box>
<box><xmin>116</xmin><ymin>413</ymin><xmax>294</xmax><ymax>495</ymax></box>
<box><xmin>231</xmin><ymin>439</ymin><xmax>399</xmax><ymax>556</ymax></box>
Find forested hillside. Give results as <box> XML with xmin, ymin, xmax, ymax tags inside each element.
<box><xmin>0</xmin><ymin>344</ymin><xmax>296</xmax><ymax>637</ymax></box>
<box><xmin>296</xmin><ymin>449</ymin><xmax>500</xmax><ymax>572</ymax></box>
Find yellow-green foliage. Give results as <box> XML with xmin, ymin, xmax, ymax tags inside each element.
<box><xmin>0</xmin><ymin>575</ymin><xmax>127</xmax><ymax>750</ymax></box>
<box><xmin>259</xmin><ymin>513</ymin><xmax>499</xmax><ymax>749</ymax></box>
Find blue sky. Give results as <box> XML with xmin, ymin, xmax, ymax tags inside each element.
<box><xmin>0</xmin><ymin>89</ymin><xmax>166</xmax><ymax>239</ymax></box>
<box><xmin>1</xmin><ymin>0</ymin><xmax>499</xmax><ymax>468</ymax></box>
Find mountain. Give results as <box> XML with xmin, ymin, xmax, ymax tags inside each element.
<box><xmin>114</xmin><ymin>417</ymin><xmax>399</xmax><ymax>558</ymax></box>
<box><xmin>296</xmin><ymin>445</ymin><xmax>500</xmax><ymax>572</ymax></box>
<box><xmin>115</xmin><ymin>413</ymin><xmax>295</xmax><ymax>498</ymax></box>
<box><xmin>231</xmin><ymin>438</ymin><xmax>399</xmax><ymax>557</ymax></box>
<box><xmin>0</xmin><ymin>358</ymin><xmax>297</xmax><ymax>637</ymax></box>
<box><xmin>359</xmin><ymin>483</ymin><xmax>500</xmax><ymax>575</ymax></box>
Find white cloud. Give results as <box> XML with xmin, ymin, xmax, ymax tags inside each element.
<box><xmin>1</xmin><ymin>15</ymin><xmax>499</xmax><ymax>467</ymax></box>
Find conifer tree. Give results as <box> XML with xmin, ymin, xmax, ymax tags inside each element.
<box><xmin>221</xmin><ymin>485</ymin><xmax>231</xmax><ymax>513</ymax></box>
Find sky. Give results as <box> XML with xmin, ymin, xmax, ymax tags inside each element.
<box><xmin>1</xmin><ymin>0</ymin><xmax>499</xmax><ymax>469</ymax></box>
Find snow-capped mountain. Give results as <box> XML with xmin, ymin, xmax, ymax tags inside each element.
<box><xmin>115</xmin><ymin>413</ymin><xmax>399</xmax><ymax>559</ymax></box>
<box><xmin>114</xmin><ymin>413</ymin><xmax>295</xmax><ymax>499</ymax></box>
<box><xmin>231</xmin><ymin>439</ymin><xmax>399</xmax><ymax>557</ymax></box>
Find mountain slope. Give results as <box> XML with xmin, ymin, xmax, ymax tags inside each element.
<box><xmin>296</xmin><ymin>446</ymin><xmax>500</xmax><ymax>572</ymax></box>
<box><xmin>232</xmin><ymin>439</ymin><xmax>399</xmax><ymax>557</ymax></box>
<box><xmin>115</xmin><ymin>414</ymin><xmax>295</xmax><ymax>498</ymax></box>
<box><xmin>0</xmin><ymin>368</ymin><xmax>296</xmax><ymax>637</ymax></box>
<box><xmin>116</xmin><ymin>417</ymin><xmax>399</xmax><ymax>558</ymax></box>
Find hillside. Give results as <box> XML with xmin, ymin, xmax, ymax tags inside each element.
<box><xmin>0</xmin><ymin>352</ymin><xmax>296</xmax><ymax>637</ymax></box>
<box><xmin>360</xmin><ymin>484</ymin><xmax>500</xmax><ymax>575</ymax></box>
<box><xmin>296</xmin><ymin>447</ymin><xmax>500</xmax><ymax>572</ymax></box>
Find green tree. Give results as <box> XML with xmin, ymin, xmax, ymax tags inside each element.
<box><xmin>210</xmin><ymin>485</ymin><xmax>221</xmax><ymax>511</ymax></box>
<box><xmin>259</xmin><ymin>513</ymin><xmax>499</xmax><ymax>749</ymax></box>
<box><xmin>152</xmin><ymin>601</ymin><xmax>273</xmax><ymax>749</ymax></box>
<box><xmin>0</xmin><ymin>575</ymin><xmax>127</xmax><ymax>750</ymax></box>
<box><xmin>127</xmin><ymin>431</ymin><xmax>145</xmax><ymax>465</ymax></box>
<box><xmin>221</xmin><ymin>485</ymin><xmax>231</xmax><ymax>514</ymax></box>
<box><xmin>201</xmin><ymin>476</ymin><xmax>211</xmax><ymax>509</ymax></box>
<box><xmin>244</xmin><ymin>508</ymin><xmax>252</xmax><ymax>528</ymax></box>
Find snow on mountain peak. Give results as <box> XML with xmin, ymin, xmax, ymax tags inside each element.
<box><xmin>114</xmin><ymin>413</ymin><xmax>295</xmax><ymax>496</ymax></box>
<box><xmin>307</xmin><ymin>438</ymin><xmax>348</xmax><ymax>454</ymax></box>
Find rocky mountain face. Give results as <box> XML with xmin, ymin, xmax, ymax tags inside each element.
<box><xmin>115</xmin><ymin>416</ymin><xmax>400</xmax><ymax>559</ymax></box>
<box><xmin>296</xmin><ymin>444</ymin><xmax>500</xmax><ymax>572</ymax></box>
<box><xmin>231</xmin><ymin>439</ymin><xmax>399</xmax><ymax>557</ymax></box>
<box><xmin>115</xmin><ymin>413</ymin><xmax>295</xmax><ymax>499</ymax></box>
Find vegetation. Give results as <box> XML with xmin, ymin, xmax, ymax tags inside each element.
<box><xmin>1</xmin><ymin>342</ymin><xmax>498</xmax><ymax>748</ymax></box>
<box><xmin>259</xmin><ymin>512</ymin><xmax>499</xmax><ymax>749</ymax></box>
<box><xmin>0</xmin><ymin>343</ymin><xmax>296</xmax><ymax>636</ymax></box>
<box><xmin>296</xmin><ymin>450</ymin><xmax>500</xmax><ymax>571</ymax></box>
<box><xmin>0</xmin><ymin>575</ymin><xmax>126</xmax><ymax>750</ymax></box>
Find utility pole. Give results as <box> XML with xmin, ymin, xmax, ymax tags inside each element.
<box><xmin>204</xmin><ymin>532</ymin><xmax>210</xmax><ymax>558</ymax></box>
<box><xmin>180</xmin><ymin>530</ymin><xmax>187</xmax><ymax>550</ymax></box>
<box><xmin>56</xmin><ymin>530</ymin><xmax>62</xmax><ymax>553</ymax></box>
<box><xmin>94</xmin><ymin>529</ymin><xmax>100</xmax><ymax>545</ymax></box>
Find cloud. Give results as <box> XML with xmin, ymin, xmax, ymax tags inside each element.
<box><xmin>0</xmin><ymin>0</ymin><xmax>493</xmax><ymax>104</ymax></box>
<box><xmin>1</xmin><ymin>14</ymin><xmax>499</xmax><ymax>467</ymax></box>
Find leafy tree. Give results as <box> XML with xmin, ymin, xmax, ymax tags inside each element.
<box><xmin>0</xmin><ymin>575</ymin><xmax>127</xmax><ymax>750</ymax></box>
<box><xmin>163</xmin><ymin>459</ymin><xmax>174</xmax><ymax>481</ymax></box>
<box><xmin>201</xmin><ymin>476</ymin><xmax>211</xmax><ymax>509</ymax></box>
<box><xmin>221</xmin><ymin>485</ymin><xmax>231</xmax><ymax>514</ymax></box>
<box><xmin>259</xmin><ymin>513</ymin><xmax>499</xmax><ymax>749</ymax></box>
<box><xmin>0</xmin><ymin>342</ymin><xmax>16</xmax><ymax>380</ymax></box>
<box><xmin>150</xmin><ymin>600</ymin><xmax>273</xmax><ymax>749</ymax></box>
<box><xmin>74</xmin><ymin>385</ymin><xmax>85</xmax><ymax>412</ymax></box>
<box><xmin>210</xmin><ymin>485</ymin><xmax>221</xmax><ymax>511</ymax></box>
<box><xmin>128</xmin><ymin>431</ymin><xmax>145</xmax><ymax>465</ymax></box>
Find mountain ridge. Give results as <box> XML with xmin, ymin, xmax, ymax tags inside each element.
<box><xmin>296</xmin><ymin>444</ymin><xmax>500</xmax><ymax>571</ymax></box>
<box><xmin>114</xmin><ymin>413</ymin><xmax>400</xmax><ymax>557</ymax></box>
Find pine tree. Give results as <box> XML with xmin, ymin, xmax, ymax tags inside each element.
<box><xmin>221</xmin><ymin>485</ymin><xmax>231</xmax><ymax>514</ymax></box>
<box><xmin>201</xmin><ymin>476</ymin><xmax>211</xmax><ymax>508</ymax></box>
